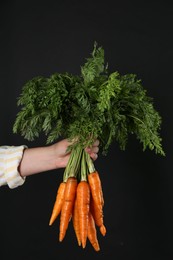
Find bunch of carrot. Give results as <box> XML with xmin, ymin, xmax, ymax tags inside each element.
<box><xmin>49</xmin><ymin>147</ymin><xmax>106</xmax><ymax>251</ymax></box>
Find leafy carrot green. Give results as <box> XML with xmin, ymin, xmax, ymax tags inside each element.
<box><xmin>13</xmin><ymin>42</ymin><xmax>165</xmax><ymax>156</ymax></box>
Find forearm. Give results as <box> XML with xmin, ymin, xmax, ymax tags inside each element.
<box><xmin>19</xmin><ymin>145</ymin><xmax>58</xmax><ymax>177</ymax></box>
<box><xmin>0</xmin><ymin>139</ymin><xmax>99</xmax><ymax>188</ymax></box>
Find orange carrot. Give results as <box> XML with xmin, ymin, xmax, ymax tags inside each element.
<box><xmin>88</xmin><ymin>171</ymin><xmax>106</xmax><ymax>236</ymax></box>
<box><xmin>88</xmin><ymin>171</ymin><xmax>104</xmax><ymax>206</ymax></box>
<box><xmin>88</xmin><ymin>211</ymin><xmax>100</xmax><ymax>251</ymax></box>
<box><xmin>49</xmin><ymin>182</ymin><xmax>66</xmax><ymax>226</ymax></box>
<box><xmin>72</xmin><ymin>197</ymin><xmax>81</xmax><ymax>246</ymax></box>
<box><xmin>90</xmin><ymin>196</ymin><xmax>106</xmax><ymax>236</ymax></box>
<box><xmin>100</xmin><ymin>224</ymin><xmax>106</xmax><ymax>236</ymax></box>
<box><xmin>59</xmin><ymin>177</ymin><xmax>77</xmax><ymax>242</ymax></box>
<box><xmin>76</xmin><ymin>180</ymin><xmax>90</xmax><ymax>249</ymax></box>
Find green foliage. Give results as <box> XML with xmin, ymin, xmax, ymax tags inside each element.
<box><xmin>13</xmin><ymin>43</ymin><xmax>165</xmax><ymax>156</ymax></box>
<box><xmin>81</xmin><ymin>42</ymin><xmax>105</xmax><ymax>85</ymax></box>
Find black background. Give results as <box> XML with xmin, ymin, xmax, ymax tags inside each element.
<box><xmin>0</xmin><ymin>1</ymin><xmax>173</xmax><ymax>259</ymax></box>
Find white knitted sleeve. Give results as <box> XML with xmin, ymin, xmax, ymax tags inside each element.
<box><xmin>0</xmin><ymin>145</ymin><xmax>27</xmax><ymax>189</ymax></box>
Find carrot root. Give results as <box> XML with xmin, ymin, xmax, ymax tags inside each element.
<box><xmin>49</xmin><ymin>182</ymin><xmax>66</xmax><ymax>226</ymax></box>
<box><xmin>88</xmin><ymin>212</ymin><xmax>100</xmax><ymax>251</ymax></box>
<box><xmin>72</xmin><ymin>198</ymin><xmax>81</xmax><ymax>246</ymax></box>
<box><xmin>76</xmin><ymin>181</ymin><xmax>90</xmax><ymax>249</ymax></box>
<box><xmin>100</xmin><ymin>224</ymin><xmax>106</xmax><ymax>236</ymax></box>
<box><xmin>59</xmin><ymin>177</ymin><xmax>77</xmax><ymax>242</ymax></box>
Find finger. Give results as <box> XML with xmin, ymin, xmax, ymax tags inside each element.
<box><xmin>90</xmin><ymin>152</ymin><xmax>98</xmax><ymax>161</ymax></box>
<box><xmin>90</xmin><ymin>146</ymin><xmax>99</xmax><ymax>154</ymax></box>
<box><xmin>85</xmin><ymin>139</ymin><xmax>99</xmax><ymax>152</ymax></box>
<box><xmin>93</xmin><ymin>139</ymin><xmax>100</xmax><ymax>147</ymax></box>
<box><xmin>85</xmin><ymin>146</ymin><xmax>99</xmax><ymax>154</ymax></box>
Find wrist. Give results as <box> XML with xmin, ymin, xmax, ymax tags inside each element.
<box><xmin>51</xmin><ymin>142</ymin><xmax>70</xmax><ymax>169</ymax></box>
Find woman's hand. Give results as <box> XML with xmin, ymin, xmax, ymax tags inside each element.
<box><xmin>52</xmin><ymin>139</ymin><xmax>100</xmax><ymax>169</ymax></box>
<box><xmin>19</xmin><ymin>139</ymin><xmax>99</xmax><ymax>177</ymax></box>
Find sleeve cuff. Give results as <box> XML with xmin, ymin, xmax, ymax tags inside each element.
<box><xmin>3</xmin><ymin>145</ymin><xmax>27</xmax><ymax>189</ymax></box>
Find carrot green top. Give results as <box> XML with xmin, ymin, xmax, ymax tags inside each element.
<box><xmin>13</xmin><ymin>42</ymin><xmax>165</xmax><ymax>156</ymax></box>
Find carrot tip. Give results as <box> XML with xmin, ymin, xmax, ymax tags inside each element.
<box><xmin>49</xmin><ymin>220</ymin><xmax>53</xmax><ymax>226</ymax></box>
<box><xmin>59</xmin><ymin>233</ymin><xmax>65</xmax><ymax>242</ymax></box>
<box><xmin>77</xmin><ymin>240</ymin><xmax>81</xmax><ymax>246</ymax></box>
<box><xmin>82</xmin><ymin>242</ymin><xmax>86</xmax><ymax>249</ymax></box>
<box><xmin>100</xmin><ymin>225</ymin><xmax>106</xmax><ymax>236</ymax></box>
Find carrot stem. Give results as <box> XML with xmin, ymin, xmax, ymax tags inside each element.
<box><xmin>80</xmin><ymin>150</ymin><xmax>88</xmax><ymax>181</ymax></box>
<box><xmin>63</xmin><ymin>147</ymin><xmax>83</xmax><ymax>182</ymax></box>
<box><xmin>85</xmin><ymin>151</ymin><xmax>95</xmax><ymax>173</ymax></box>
